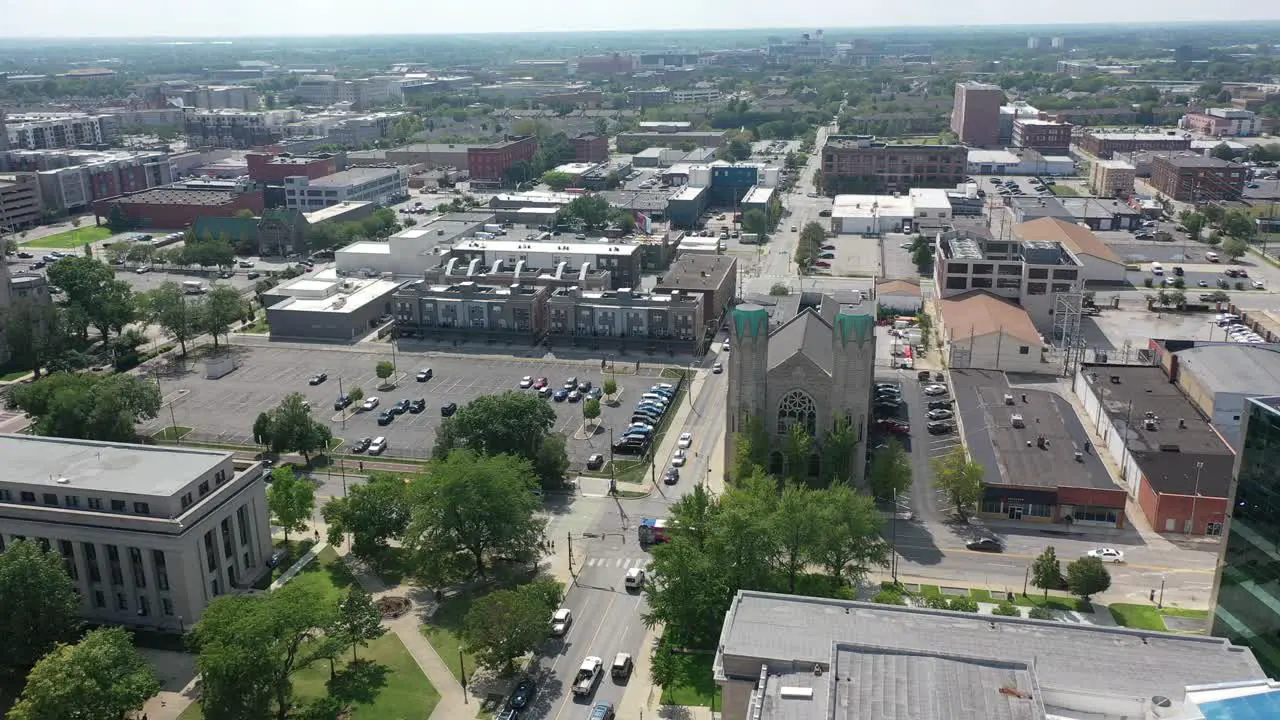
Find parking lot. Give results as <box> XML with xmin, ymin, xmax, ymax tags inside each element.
<box><xmin>880</xmin><ymin>232</ymin><xmax>920</xmax><ymax>281</ymax></box>
<box><xmin>138</xmin><ymin>345</ymin><xmax>665</xmax><ymax>466</ymax></box>
<box><xmin>869</xmin><ymin>371</ymin><xmax>959</xmax><ymax>520</ymax></box>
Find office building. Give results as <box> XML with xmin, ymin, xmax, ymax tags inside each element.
<box><xmin>672</xmin><ymin>88</ymin><xmax>723</xmax><ymax>104</ymax></box>
<box><xmin>0</xmin><ymin>173</ymin><xmax>42</xmax><ymax>230</ymax></box>
<box><xmin>283</xmin><ymin>167</ymin><xmax>408</xmax><ymax>211</ymax></box>
<box><xmin>1012</xmin><ymin>118</ymin><xmax>1072</xmax><ymax>153</ymax></box>
<box><xmin>1181</xmin><ymin>108</ymin><xmax>1264</xmax><ymax>137</ymax></box>
<box><xmin>627</xmin><ymin>88</ymin><xmax>672</xmax><ymax>107</ymax></box>
<box><xmin>261</xmin><ymin>269</ymin><xmax>400</xmax><ymax>341</ymax></box>
<box><xmin>3</xmin><ymin>113</ymin><xmax>118</xmax><ymax>150</ymax></box>
<box><xmin>716</xmin><ymin>590</ymin><xmax>1268</xmax><ymax>720</ymax></box>
<box><xmin>666</xmin><ymin>185</ymin><xmax>709</xmax><ymax>228</ymax></box>
<box><xmin>363</xmin><ymin>143</ymin><xmax>476</xmax><ymax>171</ymax></box>
<box><xmin>0</xmin><ymin>434</ymin><xmax>273</xmax><ymax>631</ymax></box>
<box><xmin>1150</xmin><ymin>154</ymin><xmax>1246</xmax><ymax>202</ymax></box>
<box><xmin>1090</xmin><ymin>159</ymin><xmax>1136</xmax><ymax>197</ymax></box>
<box><xmin>725</xmin><ymin>293</ymin><xmax>875</xmax><ymax>483</ymax></box>
<box><xmin>1078</xmin><ymin>131</ymin><xmax>1191</xmax><ymax>159</ymax></box>
<box><xmin>998</xmin><ymin>102</ymin><xmax>1041</xmax><ymax>145</ymax></box>
<box><xmin>653</xmin><ymin>253</ymin><xmax>738</xmax><ymax>333</ymax></box>
<box><xmin>293</xmin><ymin>75</ymin><xmax>403</xmax><ymax>110</ymax></box>
<box><xmin>571</xmin><ymin>135</ymin><xmax>609</xmax><ymax>163</ymax></box>
<box><xmin>393</xmin><ymin>280</ymin><xmax>550</xmax><ymax>344</ymax></box>
<box><xmin>1014</xmin><ymin>217</ymin><xmax>1127</xmax><ymax>284</ymax></box>
<box><xmin>246</xmin><ymin>152</ymin><xmax>337</xmax><ymax>184</ymax></box>
<box><xmin>577</xmin><ymin>53</ymin><xmax>635</xmax><ymax>75</ymax></box>
<box><xmin>830</xmin><ymin>188</ymin><xmax>952</xmax><ymax>235</ymax></box>
<box><xmin>91</xmin><ymin>179</ymin><xmax>265</xmax><ymax>230</ymax></box>
<box><xmin>1211</xmin><ymin>395</ymin><xmax>1280</xmax><ymax>676</ymax></box>
<box><xmin>546</xmin><ymin>286</ymin><xmax>704</xmax><ymax>355</ymax></box>
<box><xmin>950</xmin><ymin>82</ymin><xmax>1003</xmax><ymax>147</ymax></box>
<box><xmin>467</xmin><ymin>136</ymin><xmax>538</xmax><ymax>184</ymax></box>
<box><xmin>821</xmin><ymin>135</ymin><xmax>966</xmax><ymax>195</ymax></box>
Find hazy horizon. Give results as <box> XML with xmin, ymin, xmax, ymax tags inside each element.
<box><xmin>6</xmin><ymin>1</ymin><xmax>1280</xmax><ymax>40</ymax></box>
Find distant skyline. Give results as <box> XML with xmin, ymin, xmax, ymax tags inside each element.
<box><xmin>5</xmin><ymin>1</ymin><xmax>1280</xmax><ymax>40</ymax></box>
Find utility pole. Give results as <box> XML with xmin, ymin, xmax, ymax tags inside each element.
<box><xmin>890</xmin><ymin>489</ymin><xmax>899</xmax><ymax>583</ymax></box>
<box><xmin>338</xmin><ymin>376</ymin><xmax>346</xmax><ymax>429</ymax></box>
<box><xmin>459</xmin><ymin>649</ymin><xmax>468</xmax><ymax>704</ymax></box>
<box><xmin>566</xmin><ymin>531</ymin><xmax>575</xmax><ymax>584</ymax></box>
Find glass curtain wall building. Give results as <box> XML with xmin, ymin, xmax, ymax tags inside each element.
<box><xmin>1211</xmin><ymin>396</ymin><xmax>1280</xmax><ymax>675</ymax></box>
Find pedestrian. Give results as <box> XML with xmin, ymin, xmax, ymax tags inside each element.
<box><xmin>1150</xmin><ymin>589</ymin><xmax>1156</xmax><ymax>603</ymax></box>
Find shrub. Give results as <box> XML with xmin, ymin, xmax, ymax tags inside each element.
<box><xmin>948</xmin><ymin>597</ymin><xmax>979</xmax><ymax>613</ymax></box>
<box><xmin>1028</xmin><ymin>606</ymin><xmax>1056</xmax><ymax>621</ymax></box>
<box><xmin>873</xmin><ymin>589</ymin><xmax>907</xmax><ymax>606</ymax></box>
<box><xmin>1236</xmin><ymin>281</ymin><xmax>1246</xmax><ymax>291</ymax></box>
<box><xmin>992</xmin><ymin>602</ymin><xmax>1021</xmax><ymax>617</ymax></box>
<box><xmin>921</xmin><ymin>595</ymin><xmax>951</xmax><ymax>610</ymax></box>
<box><xmin>1143</xmin><ymin>277</ymin><xmax>1154</xmax><ymax>288</ymax></box>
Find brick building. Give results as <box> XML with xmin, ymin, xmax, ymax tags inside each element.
<box><xmin>571</xmin><ymin>135</ymin><xmax>609</xmax><ymax>163</ymax></box>
<box><xmin>1077</xmin><ymin>131</ymin><xmax>1191</xmax><ymax>159</ymax></box>
<box><xmin>245</xmin><ymin>152</ymin><xmax>337</xmax><ymax>184</ymax></box>
<box><xmin>821</xmin><ymin>135</ymin><xmax>966</xmax><ymax>195</ymax></box>
<box><xmin>1089</xmin><ymin>159</ymin><xmax>1136</xmax><ymax>197</ymax></box>
<box><xmin>1150</xmin><ymin>154</ymin><xmax>1246</xmax><ymax>202</ymax></box>
<box><xmin>92</xmin><ymin>182</ymin><xmax>265</xmax><ymax>230</ymax></box>
<box><xmin>467</xmin><ymin>136</ymin><xmax>538</xmax><ymax>184</ymax></box>
<box><xmin>1012</xmin><ymin>118</ymin><xmax>1073</xmax><ymax>153</ymax></box>
<box><xmin>950</xmin><ymin>82</ymin><xmax>1003</xmax><ymax>147</ymax></box>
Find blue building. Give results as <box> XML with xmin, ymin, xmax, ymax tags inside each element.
<box><xmin>666</xmin><ymin>185</ymin><xmax>709</xmax><ymax>229</ymax></box>
<box><xmin>709</xmin><ymin>164</ymin><xmax>760</xmax><ymax>206</ymax></box>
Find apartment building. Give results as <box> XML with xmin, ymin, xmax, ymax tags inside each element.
<box><xmin>653</xmin><ymin>253</ymin><xmax>738</xmax><ymax>333</ymax></box>
<box><xmin>1077</xmin><ymin>131</ymin><xmax>1191</xmax><ymax>159</ymax></box>
<box><xmin>627</xmin><ymin>88</ymin><xmax>672</xmax><ymax>107</ymax></box>
<box><xmin>294</xmin><ymin>76</ymin><xmax>404</xmax><ymax>110</ymax></box>
<box><xmin>183</xmin><ymin>109</ymin><xmax>301</xmax><ymax>149</ymax></box>
<box><xmin>1090</xmin><ymin>159</ymin><xmax>1136</xmax><ymax>197</ymax></box>
<box><xmin>449</xmin><ymin>236</ymin><xmax>645</xmax><ymax>289</ymax></box>
<box><xmin>1012</xmin><ymin>118</ymin><xmax>1073</xmax><ymax>153</ymax></box>
<box><xmin>467</xmin><ymin>136</ymin><xmax>538</xmax><ymax>183</ymax></box>
<box><xmin>821</xmin><ymin>135</ymin><xmax>966</xmax><ymax>195</ymax></box>
<box><xmin>1181</xmin><ymin>108</ymin><xmax>1263</xmax><ymax>137</ymax></box>
<box><xmin>998</xmin><ymin>102</ymin><xmax>1041</xmax><ymax>145</ymax></box>
<box><xmin>577</xmin><ymin>53</ymin><xmax>635</xmax><ymax>74</ymax></box>
<box><xmin>571</xmin><ymin>134</ymin><xmax>609</xmax><ymax>163</ymax></box>
<box><xmin>546</xmin><ymin>286</ymin><xmax>703</xmax><ymax>353</ymax></box>
<box><xmin>934</xmin><ymin>229</ymin><xmax>1085</xmax><ymax>330</ymax></box>
<box><xmin>0</xmin><ymin>435</ymin><xmax>273</xmax><ymax>632</ymax></box>
<box><xmin>4</xmin><ymin>149</ymin><xmax>175</xmax><ymax>213</ymax></box>
<box><xmin>283</xmin><ymin>167</ymin><xmax>408</xmax><ymax>211</ymax></box>
<box><xmin>0</xmin><ymin>173</ymin><xmax>42</xmax><ymax>229</ymax></box>
<box><xmin>672</xmin><ymin>88</ymin><xmax>723</xmax><ymax>104</ymax></box>
<box><xmin>1150</xmin><ymin>154</ymin><xmax>1246</xmax><ymax>202</ymax></box>
<box><xmin>616</xmin><ymin>130</ymin><xmax>728</xmax><ymax>153</ymax></box>
<box><xmin>950</xmin><ymin>82</ymin><xmax>1003</xmax><ymax>147</ymax></box>
<box><xmin>392</xmin><ymin>280</ymin><xmax>550</xmax><ymax>344</ymax></box>
<box><xmin>4</xmin><ymin>113</ymin><xmax>118</xmax><ymax>150</ymax></box>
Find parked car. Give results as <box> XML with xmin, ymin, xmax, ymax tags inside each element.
<box><xmin>1086</xmin><ymin>547</ymin><xmax>1126</xmax><ymax>563</ymax></box>
<box><xmin>416</xmin><ymin>368</ymin><xmax>433</xmax><ymax>382</ymax></box>
<box><xmin>923</xmin><ymin>384</ymin><xmax>948</xmax><ymax>396</ymax></box>
<box><xmin>533</xmin><ymin>377</ymin><xmax>548</xmax><ymax>389</ymax></box>
<box><xmin>927</xmin><ymin>409</ymin><xmax>954</xmax><ymax>421</ymax></box>
<box><xmin>409</xmin><ymin>398</ymin><xmax>426</xmax><ymax>414</ymax></box>
<box><xmin>550</xmin><ymin>608</ymin><xmax>572</xmax><ymax>636</ymax></box>
<box><xmin>351</xmin><ymin>437</ymin><xmax>372</xmax><ymax>453</ymax></box>
<box><xmin>553</xmin><ymin>389</ymin><xmax>569</xmax><ymax>402</ymax></box>
<box><xmin>377</xmin><ymin>410</ymin><xmax>395</xmax><ymax>426</ymax></box>
<box><xmin>508</xmin><ymin>678</ymin><xmax>537</xmax><ymax>710</ymax></box>
<box><xmin>928</xmin><ymin>399</ymin><xmax>953</xmax><ymax>410</ymax></box>
<box><xmin>966</xmin><ymin>537</ymin><xmax>1003</xmax><ymax>553</ymax></box>
<box><xmin>712</xmin><ymin>362</ymin><xmax>723</xmax><ymax>374</ymax></box>
<box><xmin>663</xmin><ymin>468</ymin><xmax>679</xmax><ymax>485</ymax></box>
<box><xmin>586</xmin><ymin>454</ymin><xmax>605</xmax><ymax>471</ymax></box>
<box><xmin>440</xmin><ymin>402</ymin><xmax>458</xmax><ymax>417</ymax></box>
<box><xmin>361</xmin><ymin>397</ymin><xmax>380</xmax><ymax>411</ymax></box>
<box><xmin>391</xmin><ymin>399</ymin><xmax>411</xmax><ymax>415</ymax></box>
<box><xmin>927</xmin><ymin>420</ymin><xmax>954</xmax><ymax>434</ymax></box>
<box><xmin>563</xmin><ymin>376</ymin><xmax>579</xmax><ymax>390</ymax></box>
<box><xmin>334</xmin><ymin>395</ymin><xmax>352</xmax><ymax>411</ymax></box>
<box><xmin>678</xmin><ymin>432</ymin><xmax>693</xmax><ymax>449</ymax></box>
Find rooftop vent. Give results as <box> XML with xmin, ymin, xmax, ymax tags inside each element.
<box><xmin>55</xmin><ymin>477</ymin><xmax>70</xmax><ymax>484</ymax></box>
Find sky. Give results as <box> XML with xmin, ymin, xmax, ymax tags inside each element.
<box><xmin>5</xmin><ymin>0</ymin><xmax>1280</xmax><ymax>38</ymax></box>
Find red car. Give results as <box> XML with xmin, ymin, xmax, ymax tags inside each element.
<box><xmin>876</xmin><ymin>419</ymin><xmax>910</xmax><ymax>435</ymax></box>
<box><xmin>815</xmin><ymin>261</ymin><xmax>831</xmax><ymax>267</ymax></box>
<box><xmin>533</xmin><ymin>377</ymin><xmax>548</xmax><ymax>389</ymax></box>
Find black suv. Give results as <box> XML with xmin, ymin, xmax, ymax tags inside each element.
<box><xmin>391</xmin><ymin>399</ymin><xmax>412</xmax><ymax>415</ymax></box>
<box><xmin>377</xmin><ymin>410</ymin><xmax>395</xmax><ymax>426</ymax></box>
<box><xmin>441</xmin><ymin>402</ymin><xmax>458</xmax><ymax>417</ymax></box>
<box><xmin>928</xmin><ymin>399</ymin><xmax>953</xmax><ymax>410</ymax></box>
<box><xmin>351</xmin><ymin>437</ymin><xmax>372</xmax><ymax>453</ymax></box>
<box><xmin>333</xmin><ymin>395</ymin><xmax>352</xmax><ymax>411</ymax></box>
<box><xmin>409</xmin><ymin>398</ymin><xmax>426</xmax><ymax>414</ymax></box>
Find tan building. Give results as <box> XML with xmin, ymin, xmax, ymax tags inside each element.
<box><xmin>547</xmin><ymin>286</ymin><xmax>703</xmax><ymax>354</ymax></box>
<box><xmin>0</xmin><ymin>172</ymin><xmax>43</xmax><ymax>230</ymax></box>
<box><xmin>0</xmin><ymin>435</ymin><xmax>273</xmax><ymax>632</ymax></box>
<box><xmin>940</xmin><ymin>290</ymin><xmax>1045</xmax><ymax>373</ymax></box>
<box><xmin>1014</xmin><ymin>217</ymin><xmax>1127</xmax><ymax>285</ymax></box>
<box><xmin>1089</xmin><ymin>159</ymin><xmax>1136</xmax><ymax>197</ymax></box>
<box><xmin>653</xmin><ymin>254</ymin><xmax>738</xmax><ymax>335</ymax></box>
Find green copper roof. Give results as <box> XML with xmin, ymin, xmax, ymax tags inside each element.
<box><xmin>732</xmin><ymin>304</ymin><xmax>769</xmax><ymax>338</ymax></box>
<box><xmin>835</xmin><ymin>311</ymin><xmax>874</xmax><ymax>347</ymax></box>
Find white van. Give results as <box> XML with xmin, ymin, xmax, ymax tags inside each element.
<box><xmin>1205</xmin><ymin>251</ymin><xmax>1220</xmax><ymax>263</ymax></box>
<box><xmin>1150</xmin><ymin>262</ymin><xmax>1164</xmax><ymax>276</ymax></box>
<box><xmin>369</xmin><ymin>437</ymin><xmax>387</xmax><ymax>455</ymax></box>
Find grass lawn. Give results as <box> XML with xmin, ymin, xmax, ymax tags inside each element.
<box><xmin>1011</xmin><ymin>593</ymin><xmax>1091</xmax><ymax>613</ymax></box>
<box><xmin>1161</xmin><ymin>607</ymin><xmax>1209</xmax><ymax>619</ymax></box>
<box><xmin>0</xmin><ymin>368</ymin><xmax>32</xmax><ymax>382</ymax></box>
<box><xmin>22</xmin><ymin>225</ymin><xmax>113</xmax><ymax>249</ymax></box>
<box><xmin>287</xmin><ymin>546</ymin><xmax>356</xmax><ymax>603</ymax></box>
<box><xmin>420</xmin><ymin>592</ymin><xmax>478</xmax><ymax>686</ymax></box>
<box><xmin>1050</xmin><ymin>185</ymin><xmax>1080</xmax><ymax>197</ymax></box>
<box><xmin>659</xmin><ymin>652</ymin><xmax>721</xmax><ymax>708</ymax></box>
<box><xmin>969</xmin><ymin>588</ymin><xmax>993</xmax><ymax>603</ymax></box>
<box><xmin>152</xmin><ymin>426</ymin><xmax>193</xmax><ymax>441</ymax></box>
<box><xmin>180</xmin><ymin>633</ymin><xmax>438</xmax><ymax>720</ymax></box>
<box><xmin>1109</xmin><ymin>603</ymin><xmax>1167</xmax><ymax>631</ymax></box>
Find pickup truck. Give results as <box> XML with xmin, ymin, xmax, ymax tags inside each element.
<box><xmin>572</xmin><ymin>656</ymin><xmax>604</xmax><ymax>696</ymax></box>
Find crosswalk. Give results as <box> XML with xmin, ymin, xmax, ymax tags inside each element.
<box><xmin>580</xmin><ymin>556</ymin><xmax>649</xmax><ymax>569</ymax></box>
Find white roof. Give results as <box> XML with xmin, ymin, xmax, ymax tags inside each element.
<box><xmin>832</xmin><ymin>194</ymin><xmax>915</xmax><ymax>219</ymax></box>
<box><xmin>451</xmin><ymin>237</ymin><xmax>643</xmax><ymax>257</ymax></box>
<box><xmin>270</xmin><ymin>274</ymin><xmax>401</xmax><ymax>314</ymax></box>
<box><xmin>908</xmin><ymin>187</ymin><xmax>951</xmax><ymax>211</ymax></box>
<box><xmin>967</xmin><ymin>149</ymin><xmax>1023</xmax><ymax>164</ymax></box>
<box><xmin>0</xmin><ymin>434</ymin><xmax>229</xmax><ymax>498</ymax></box>
<box><xmin>338</xmin><ymin>241</ymin><xmax>391</xmax><ymax>255</ymax></box>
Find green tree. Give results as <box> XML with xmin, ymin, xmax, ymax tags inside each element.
<box><xmin>199</xmin><ymin>285</ymin><xmax>247</xmax><ymax>350</ymax></box>
<box><xmin>329</xmin><ymin>586</ymin><xmax>385</xmax><ymax>662</ymax></box>
<box><xmin>931</xmin><ymin>447</ymin><xmax>983</xmax><ymax>521</ymax></box>
<box><xmin>769</xmin><ymin>283</ymin><xmax>790</xmax><ymax>296</ymax></box>
<box><xmin>1206</xmin><ymin>231</ymin><xmax>1222</xmax><ymax>246</ymax></box>
<box><xmin>375</xmin><ymin>360</ymin><xmax>395</xmax><ymax>386</ymax></box>
<box><xmin>773</xmin><ymin>483</ymin><xmax>820</xmax><ymax>593</ymax></box>
<box><xmin>1</xmin><ymin>302</ymin><xmax>68</xmax><ymax>380</ymax></box>
<box><xmin>433</xmin><ymin>390</ymin><xmax>565</xmax><ymax>488</ymax></box>
<box><xmin>540</xmin><ymin>170</ymin><xmax>576</xmax><ymax>190</ymax></box>
<box><xmin>582</xmin><ymin>397</ymin><xmax>601</xmax><ymax>425</ymax></box>
<box><xmin>781</xmin><ymin>424</ymin><xmax>812</xmax><ymax>482</ymax></box>
<box><xmin>911</xmin><ymin>242</ymin><xmax>934</xmax><ymax>273</ymax></box>
<box><xmin>563</xmin><ymin>194</ymin><xmax>611</xmax><ymax>229</ymax></box>
<box><xmin>1028</xmin><ymin>606</ymin><xmax>1055</xmax><ymax>620</ymax></box>
<box><xmin>140</xmin><ymin>281</ymin><xmax>199</xmax><ymax>357</ymax></box>
<box><xmin>252</xmin><ymin>393</ymin><xmax>333</xmax><ymax>464</ymax></box>
<box><xmin>46</xmin><ymin>256</ymin><xmax>122</xmax><ymax>343</ymax></box>
<box><xmin>1031</xmin><ymin>546</ymin><xmax>1063</xmax><ymax>599</ymax></box>
<box><xmin>992</xmin><ymin>601</ymin><xmax>1021</xmax><ymax>617</ymax></box>
<box><xmin>8</xmin><ymin>372</ymin><xmax>161</xmax><ymax>442</ymax></box>
<box><xmin>1182</xmin><ymin>211</ymin><xmax>1206</xmax><ymax>240</ymax></box>
<box><xmin>820</xmin><ymin>414</ymin><xmax>858</xmax><ymax>485</ymax></box>
<box><xmin>321</xmin><ymin>472</ymin><xmax>411</xmax><ymax>564</ymax></box>
<box><xmin>403</xmin><ymin>450</ymin><xmax>546</xmax><ymax>583</ymax></box>
<box><xmin>460</xmin><ymin>579</ymin><xmax>562</xmax><ymax>672</ymax></box>
<box><xmin>346</xmin><ymin>386</ymin><xmax>364</xmax><ymax>406</ymax></box>
<box><xmin>0</xmin><ymin>540</ymin><xmax>82</xmax><ymax>675</ymax></box>
<box><xmin>725</xmin><ymin>137</ymin><xmax>752</xmax><ymax>161</ymax></box>
<box><xmin>808</xmin><ymin>483</ymin><xmax>887</xmax><ymax>587</ymax></box>
<box><xmin>603</xmin><ymin>377</ymin><xmax>618</xmax><ymax>399</ymax></box>
<box><xmin>641</xmin><ymin>486</ymin><xmax>729</xmax><ymax>645</ymax></box>
<box><xmin>1066</xmin><ymin>556</ymin><xmax>1111</xmax><ymax>601</ymax></box>
<box><xmin>191</xmin><ymin>582</ymin><xmax>337</xmax><ymax>720</ymax></box>
<box><xmin>267</xmin><ymin>466</ymin><xmax>316</xmax><ymax>544</ymax></box>
<box><xmin>649</xmin><ymin>639</ymin><xmax>694</xmax><ymax>690</ymax></box>
<box><xmin>796</xmin><ymin>221</ymin><xmax>827</xmax><ymax>268</ymax></box>
<box><xmin>712</xmin><ymin>471</ymin><xmax>779</xmax><ymax>597</ymax></box>
<box><xmin>868</xmin><ymin>438</ymin><xmax>912</xmax><ymax>500</ymax></box>
<box><xmin>105</xmin><ymin>204</ymin><xmax>131</xmax><ymax>233</ymax></box>
<box><xmin>1222</xmin><ymin>236</ymin><xmax>1249</xmax><ymax>261</ymax></box>
<box><xmin>742</xmin><ymin>209</ymin><xmax>769</xmax><ymax>240</ymax></box>
<box><xmin>7</xmin><ymin>627</ymin><xmax>160</xmax><ymax>720</ymax></box>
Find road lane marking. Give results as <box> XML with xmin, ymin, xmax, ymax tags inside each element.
<box><xmin>552</xmin><ymin>588</ymin><xmax>620</xmax><ymax>720</ymax></box>
<box><xmin>937</xmin><ymin>547</ymin><xmax>1214</xmax><ymax>573</ymax></box>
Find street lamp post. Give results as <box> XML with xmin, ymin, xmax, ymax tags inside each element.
<box><xmin>1188</xmin><ymin>461</ymin><xmax>1204</xmax><ymax>535</ymax></box>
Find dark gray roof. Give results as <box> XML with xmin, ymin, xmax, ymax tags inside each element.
<box><xmin>718</xmin><ymin>592</ymin><xmax>1265</xmax><ymax>720</ymax></box>
<box><xmin>768</xmin><ymin>309</ymin><xmax>832</xmax><ymax>375</ymax></box>
<box><xmin>657</xmin><ymin>253</ymin><xmax>736</xmax><ymax>292</ymax></box>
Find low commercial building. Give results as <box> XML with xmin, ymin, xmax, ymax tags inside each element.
<box><xmin>939</xmin><ymin>292</ymin><xmax>1046</xmax><ymax>372</ymax></box>
<box><xmin>0</xmin><ymin>434</ymin><xmax>273</xmax><ymax>632</ymax></box>
<box><xmin>616</xmin><ymin>130</ymin><xmax>728</xmax><ymax>153</ymax></box>
<box><xmin>1073</xmin><ymin>364</ymin><xmax>1233</xmax><ymax>535</ymax></box>
<box><xmin>1150</xmin><ymin>340</ymin><xmax>1280</xmax><ymax>449</ymax></box>
<box><xmin>246</xmin><ymin>152</ymin><xmax>338</xmax><ymax>184</ymax></box>
<box><xmin>740</xmin><ymin>185</ymin><xmax>777</xmax><ymax>218</ymax></box>
<box><xmin>653</xmin><ymin>253</ymin><xmax>738</xmax><ymax>333</ymax></box>
<box><xmin>283</xmin><ymin>166</ymin><xmax>408</xmax><ymax>211</ymax></box>
<box><xmin>262</xmin><ymin>270</ymin><xmax>401</xmax><ymax>341</ymax></box>
<box><xmin>571</xmin><ymin>134</ymin><xmax>608</xmax><ymax>163</ymax></box>
<box><xmin>1014</xmin><ymin>217</ymin><xmax>1126</xmax><ymax>285</ymax></box>
<box><xmin>665</xmin><ymin>185</ymin><xmax>708</xmax><ymax>228</ymax></box>
<box><xmin>451</xmin><ymin>236</ymin><xmax>645</xmax><ymax>289</ymax></box>
<box><xmin>392</xmin><ymin>280</ymin><xmax>549</xmax><ymax>344</ymax></box>
<box><xmin>380</xmin><ymin>143</ymin><xmax>474</xmax><ymax>171</ymax></box>
<box><xmin>873</xmin><ymin>278</ymin><xmax>922</xmax><ymax>313</ymax></box>
<box><xmin>627</xmin><ymin>88</ymin><xmax>672</xmax><ymax>107</ymax></box>
<box><xmin>830</xmin><ymin>188</ymin><xmax>952</xmax><ymax>235</ymax></box>
<box><xmin>714</xmin><ymin>590</ymin><xmax>1267</xmax><ymax>720</ymax></box>
<box><xmin>821</xmin><ymin>135</ymin><xmax>966</xmax><ymax>195</ymax></box>
<box><xmin>0</xmin><ymin>172</ymin><xmax>41</xmax><ymax>229</ymax></box>
<box><xmin>546</xmin><ymin>286</ymin><xmax>704</xmax><ymax>354</ymax></box>
<box><xmin>92</xmin><ymin>180</ymin><xmax>265</xmax><ymax>230</ymax></box>
<box><xmin>966</xmin><ymin>148</ymin><xmax>1075</xmax><ymax>176</ymax></box>
<box><xmin>550</xmin><ymin>162</ymin><xmax>603</xmax><ymax>184</ymax></box>
<box><xmin>1090</xmin><ymin>159</ymin><xmax>1136</xmax><ymax>197</ymax></box>
<box><xmin>1077</xmin><ymin>130</ymin><xmax>1191</xmax><ymax>159</ymax></box>
<box><xmin>1058</xmin><ymin>196</ymin><xmax>1144</xmax><ymax>231</ymax></box>
<box><xmin>336</xmin><ymin>213</ymin><xmax>495</xmax><ymax>277</ymax></box>
<box><xmin>1150</xmin><ymin>154</ymin><xmax>1246</xmax><ymax>203</ymax></box>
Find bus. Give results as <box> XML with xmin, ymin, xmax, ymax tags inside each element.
<box><xmin>638</xmin><ymin>518</ymin><xmax>674</xmax><ymax>545</ymax></box>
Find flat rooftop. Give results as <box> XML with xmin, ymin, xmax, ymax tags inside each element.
<box><xmin>952</xmin><ymin>369</ymin><xmax>1117</xmax><ymax>491</ymax></box>
<box><xmin>0</xmin><ymin>434</ymin><xmax>229</xmax><ymax>497</ymax></box>
<box><xmin>1086</xmin><ymin>131</ymin><xmax>1187</xmax><ymax>141</ymax></box>
<box><xmin>719</xmin><ymin>591</ymin><xmax>1266</xmax><ymax>720</ymax></box>
<box><xmin>1156</xmin><ymin>154</ymin><xmax>1241</xmax><ymax>169</ymax></box>
<box><xmin>307</xmin><ymin>167</ymin><xmax>402</xmax><ymax>186</ymax></box>
<box><xmin>451</xmin><ymin>236</ymin><xmax>643</xmax><ymax>257</ymax></box>
<box><xmin>269</xmin><ymin>273</ymin><xmax>401</xmax><ymax>314</ymax></box>
<box><xmin>742</xmin><ymin>186</ymin><xmax>775</xmax><ymax>205</ymax></box>
<box><xmin>657</xmin><ymin>253</ymin><xmax>736</xmax><ymax>291</ymax></box>
<box><xmin>304</xmin><ymin>201</ymin><xmax>373</xmax><ymax>224</ymax></box>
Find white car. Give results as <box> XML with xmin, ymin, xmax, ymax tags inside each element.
<box><xmin>625</xmin><ymin>567</ymin><xmax>646</xmax><ymax>589</ymax></box>
<box><xmin>678</xmin><ymin>432</ymin><xmax>693</xmax><ymax>449</ymax></box>
<box><xmin>1086</xmin><ymin>547</ymin><xmax>1125</xmax><ymax>564</ymax></box>
<box><xmin>671</xmin><ymin>449</ymin><xmax>687</xmax><ymax>467</ymax></box>
<box><xmin>551</xmin><ymin>608</ymin><xmax>572</xmax><ymax>636</ymax></box>
<box><xmin>519</xmin><ymin>376</ymin><xmax>533</xmax><ymax>389</ymax></box>
<box><xmin>722</xmin><ymin>340</ymin><xmax>731</xmax><ymax>352</ymax></box>
<box><xmin>923</xmin><ymin>384</ymin><xmax>948</xmax><ymax>396</ymax></box>
<box><xmin>1253</xmin><ymin>280</ymin><xmax>1266</xmax><ymax>289</ymax></box>
<box><xmin>361</xmin><ymin>397</ymin><xmax>380</xmax><ymax>411</ymax></box>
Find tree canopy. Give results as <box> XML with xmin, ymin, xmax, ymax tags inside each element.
<box><xmin>868</xmin><ymin>438</ymin><xmax>912</xmax><ymax>500</ymax></box>
<box><xmin>1031</xmin><ymin>546</ymin><xmax>1063</xmax><ymax>599</ymax></box>
<box><xmin>461</xmin><ymin>579</ymin><xmax>562</xmax><ymax>672</ymax></box>
<box><xmin>562</xmin><ymin>195</ymin><xmax>611</xmax><ymax>229</ymax></box>
<box><xmin>7</xmin><ymin>627</ymin><xmax>160</xmax><ymax>720</ymax></box>
<box><xmin>931</xmin><ymin>447</ymin><xmax>983</xmax><ymax>521</ymax></box>
<box><xmin>433</xmin><ymin>390</ymin><xmax>567</xmax><ymax>487</ymax></box>
<box><xmin>266</xmin><ymin>466</ymin><xmax>316</xmax><ymax>543</ymax></box>
<box><xmin>1066</xmin><ymin>556</ymin><xmax>1111</xmax><ymax>601</ymax></box>
<box><xmin>321</xmin><ymin>472</ymin><xmax>411</xmax><ymax>565</ymax></box>
<box><xmin>0</xmin><ymin>540</ymin><xmax>83</xmax><ymax>675</ymax></box>
<box><xmin>251</xmin><ymin>392</ymin><xmax>333</xmax><ymax>463</ymax></box>
<box><xmin>7</xmin><ymin>372</ymin><xmax>161</xmax><ymax>442</ymax></box>
<box><xmin>46</xmin><ymin>257</ymin><xmax>136</xmax><ymax>343</ymax></box>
